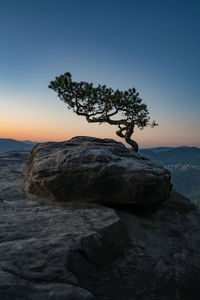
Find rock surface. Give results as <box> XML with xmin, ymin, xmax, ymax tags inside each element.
<box><xmin>25</xmin><ymin>136</ymin><xmax>172</xmax><ymax>206</ymax></box>
<box><xmin>1</xmin><ymin>150</ymin><xmax>200</xmax><ymax>299</ymax></box>
<box><xmin>0</xmin><ymin>151</ymin><xmax>127</xmax><ymax>299</ymax></box>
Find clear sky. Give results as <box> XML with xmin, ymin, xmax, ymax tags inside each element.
<box><xmin>0</xmin><ymin>0</ymin><xmax>199</xmax><ymax>147</ymax></box>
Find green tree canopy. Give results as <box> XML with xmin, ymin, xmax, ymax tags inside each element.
<box><xmin>49</xmin><ymin>72</ymin><xmax>157</xmax><ymax>152</ymax></box>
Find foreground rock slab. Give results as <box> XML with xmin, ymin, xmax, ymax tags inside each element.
<box><xmin>1</xmin><ymin>150</ymin><xmax>200</xmax><ymax>299</ymax></box>
<box><xmin>0</xmin><ymin>151</ymin><xmax>128</xmax><ymax>299</ymax></box>
<box><xmin>25</xmin><ymin>136</ymin><xmax>171</xmax><ymax>206</ymax></box>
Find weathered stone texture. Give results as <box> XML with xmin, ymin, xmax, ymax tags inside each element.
<box><xmin>25</xmin><ymin>136</ymin><xmax>171</xmax><ymax>206</ymax></box>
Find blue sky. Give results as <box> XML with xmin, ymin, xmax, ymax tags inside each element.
<box><xmin>0</xmin><ymin>0</ymin><xmax>199</xmax><ymax>147</ymax></box>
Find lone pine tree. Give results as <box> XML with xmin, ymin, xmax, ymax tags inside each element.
<box><xmin>49</xmin><ymin>72</ymin><xmax>157</xmax><ymax>152</ymax></box>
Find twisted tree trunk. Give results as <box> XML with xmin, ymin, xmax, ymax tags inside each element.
<box><xmin>116</xmin><ymin>123</ymin><xmax>138</xmax><ymax>152</ymax></box>
<box><xmin>125</xmin><ymin>123</ymin><xmax>138</xmax><ymax>152</ymax></box>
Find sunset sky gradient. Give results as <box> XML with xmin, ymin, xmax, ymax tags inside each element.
<box><xmin>0</xmin><ymin>0</ymin><xmax>199</xmax><ymax>147</ymax></box>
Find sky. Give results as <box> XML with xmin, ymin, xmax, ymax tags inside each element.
<box><xmin>0</xmin><ymin>0</ymin><xmax>199</xmax><ymax>148</ymax></box>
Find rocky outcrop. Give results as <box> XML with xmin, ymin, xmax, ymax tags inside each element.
<box><xmin>25</xmin><ymin>136</ymin><xmax>171</xmax><ymax>207</ymax></box>
<box><xmin>0</xmin><ymin>151</ymin><xmax>128</xmax><ymax>299</ymax></box>
<box><xmin>69</xmin><ymin>191</ymin><xmax>200</xmax><ymax>300</ymax></box>
<box><xmin>1</xmin><ymin>148</ymin><xmax>200</xmax><ymax>299</ymax></box>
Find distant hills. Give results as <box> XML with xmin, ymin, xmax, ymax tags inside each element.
<box><xmin>139</xmin><ymin>146</ymin><xmax>200</xmax><ymax>205</ymax></box>
<box><xmin>145</xmin><ymin>147</ymin><xmax>174</xmax><ymax>153</ymax></box>
<box><xmin>139</xmin><ymin>146</ymin><xmax>200</xmax><ymax>164</ymax></box>
<box><xmin>0</xmin><ymin>139</ymin><xmax>36</xmax><ymax>154</ymax></box>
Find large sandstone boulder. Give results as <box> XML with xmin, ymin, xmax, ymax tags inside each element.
<box><xmin>1</xmin><ymin>150</ymin><xmax>200</xmax><ymax>299</ymax></box>
<box><xmin>25</xmin><ymin>136</ymin><xmax>171</xmax><ymax>206</ymax></box>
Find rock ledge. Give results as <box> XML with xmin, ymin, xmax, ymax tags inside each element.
<box><xmin>25</xmin><ymin>136</ymin><xmax>172</xmax><ymax>207</ymax></box>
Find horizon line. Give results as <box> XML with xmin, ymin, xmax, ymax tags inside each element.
<box><xmin>0</xmin><ymin>137</ymin><xmax>199</xmax><ymax>149</ymax></box>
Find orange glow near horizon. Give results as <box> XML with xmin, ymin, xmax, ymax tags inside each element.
<box><xmin>1</xmin><ymin>123</ymin><xmax>200</xmax><ymax>148</ymax></box>
<box><xmin>1</xmin><ymin>92</ymin><xmax>199</xmax><ymax>148</ymax></box>
<box><xmin>0</xmin><ymin>123</ymin><xmax>72</xmax><ymax>142</ymax></box>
